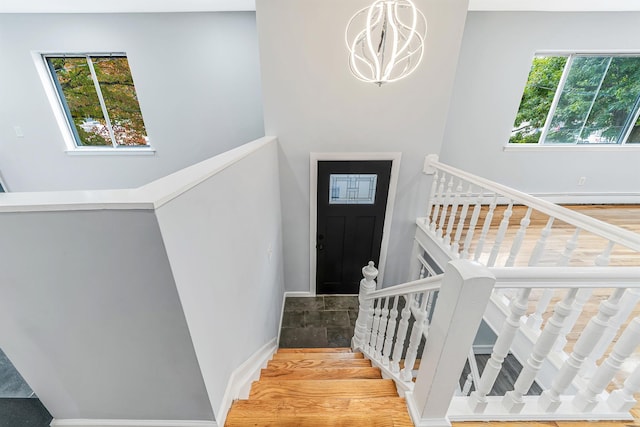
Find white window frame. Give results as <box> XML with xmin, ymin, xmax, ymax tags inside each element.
<box><xmin>507</xmin><ymin>51</ymin><xmax>640</xmax><ymax>150</ymax></box>
<box><xmin>34</xmin><ymin>51</ymin><xmax>154</xmax><ymax>156</ymax></box>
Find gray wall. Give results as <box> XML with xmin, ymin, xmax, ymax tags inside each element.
<box><xmin>440</xmin><ymin>11</ymin><xmax>640</xmax><ymax>201</ymax></box>
<box><xmin>0</xmin><ymin>209</ymin><xmax>213</xmax><ymax>420</ymax></box>
<box><xmin>0</xmin><ymin>12</ymin><xmax>264</xmax><ymax>192</ymax></box>
<box><xmin>155</xmin><ymin>139</ymin><xmax>284</xmax><ymax>416</ymax></box>
<box><xmin>256</xmin><ymin>0</ymin><xmax>470</xmax><ymax>289</ymax></box>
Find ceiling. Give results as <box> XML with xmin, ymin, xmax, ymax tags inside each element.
<box><xmin>0</xmin><ymin>0</ymin><xmax>639</xmax><ymax>13</ymax></box>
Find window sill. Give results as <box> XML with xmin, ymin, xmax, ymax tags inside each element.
<box><xmin>503</xmin><ymin>144</ymin><xmax>640</xmax><ymax>152</ymax></box>
<box><xmin>65</xmin><ymin>147</ymin><xmax>156</xmax><ymax>156</ymax></box>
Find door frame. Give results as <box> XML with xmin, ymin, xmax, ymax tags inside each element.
<box><xmin>310</xmin><ymin>152</ymin><xmax>402</xmax><ymax>295</ymax></box>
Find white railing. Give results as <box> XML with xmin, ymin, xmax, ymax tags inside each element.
<box><xmin>353</xmin><ymin>262</ymin><xmax>640</xmax><ymax>425</ymax></box>
<box><xmin>353</xmin><ymin>156</ymin><xmax>640</xmax><ymax>426</ymax></box>
<box><xmin>420</xmin><ymin>155</ymin><xmax>640</xmax><ymax>269</ymax></box>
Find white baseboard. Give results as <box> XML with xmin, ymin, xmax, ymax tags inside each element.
<box><xmin>472</xmin><ymin>344</ymin><xmax>494</xmax><ymax>355</ymax></box>
<box><xmin>50</xmin><ymin>421</ymin><xmax>217</xmax><ymax>427</ymax></box>
<box><xmin>215</xmin><ymin>338</ymin><xmax>277</xmax><ymax>426</ymax></box>
<box><xmin>284</xmin><ymin>291</ymin><xmax>313</xmax><ymax>297</ymax></box>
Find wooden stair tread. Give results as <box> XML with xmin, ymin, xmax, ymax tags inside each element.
<box><xmin>260</xmin><ymin>366</ymin><xmax>382</xmax><ymax>380</ymax></box>
<box><xmin>226</xmin><ymin>398</ymin><xmax>412</xmax><ymax>427</ymax></box>
<box><xmin>272</xmin><ymin>352</ymin><xmax>364</xmax><ymax>360</ymax></box>
<box><xmin>267</xmin><ymin>358</ymin><xmax>372</xmax><ymax>369</ymax></box>
<box><xmin>277</xmin><ymin>347</ymin><xmax>352</xmax><ymax>353</ymax></box>
<box><xmin>249</xmin><ymin>379</ymin><xmax>398</xmax><ymax>399</ymax></box>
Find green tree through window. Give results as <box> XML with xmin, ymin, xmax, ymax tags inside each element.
<box><xmin>510</xmin><ymin>54</ymin><xmax>640</xmax><ymax>145</ymax></box>
<box><xmin>47</xmin><ymin>54</ymin><xmax>148</xmax><ymax>148</ymax></box>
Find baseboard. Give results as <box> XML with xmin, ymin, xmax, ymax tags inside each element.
<box><xmin>283</xmin><ymin>291</ymin><xmax>313</xmax><ymax>297</ymax></box>
<box><xmin>215</xmin><ymin>337</ymin><xmax>277</xmax><ymax>426</ymax></box>
<box><xmin>472</xmin><ymin>344</ymin><xmax>494</xmax><ymax>355</ymax></box>
<box><xmin>50</xmin><ymin>420</ymin><xmax>217</xmax><ymax>427</ymax></box>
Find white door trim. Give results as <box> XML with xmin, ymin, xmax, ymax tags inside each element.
<box><xmin>309</xmin><ymin>152</ymin><xmax>402</xmax><ymax>294</ymax></box>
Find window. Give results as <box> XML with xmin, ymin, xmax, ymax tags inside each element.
<box><xmin>45</xmin><ymin>54</ymin><xmax>149</xmax><ymax>149</ymax></box>
<box><xmin>329</xmin><ymin>174</ymin><xmax>378</xmax><ymax>204</ymax></box>
<box><xmin>510</xmin><ymin>54</ymin><xmax>640</xmax><ymax>145</ymax></box>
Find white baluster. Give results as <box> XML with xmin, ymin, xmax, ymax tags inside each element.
<box><xmin>558</xmin><ymin>228</ymin><xmax>581</xmax><ymax>267</ymax></box>
<box><xmin>430</xmin><ymin>173</ymin><xmax>446</xmax><ymax>233</ymax></box>
<box><xmin>554</xmin><ymin>288</ymin><xmax>593</xmax><ymax>353</ymax></box>
<box><xmin>425</xmin><ymin>290</ymin><xmax>436</xmax><ymax>320</ymax></box>
<box><xmin>374</xmin><ymin>297</ymin><xmax>390</xmax><ymax>361</ymax></box>
<box><xmin>574</xmin><ymin>317</ymin><xmax>640</xmax><ymax>412</ymax></box>
<box><xmin>557</xmin><ymin>242</ymin><xmax>612</xmax><ymax>355</ymax></box>
<box><xmin>382</xmin><ymin>296</ymin><xmax>400</xmax><ymax>367</ymax></box>
<box><xmin>526</xmin><ymin>226</ymin><xmax>579</xmax><ymax>330</ymax></box>
<box><xmin>487</xmin><ymin>202</ymin><xmax>513</xmax><ymax>267</ymax></box>
<box><xmin>539</xmin><ymin>288</ymin><xmax>625</xmax><ymax>412</ymax></box>
<box><xmin>503</xmin><ymin>289</ymin><xmax>578</xmax><ymax>413</ymax></box>
<box><xmin>452</xmin><ymin>184</ymin><xmax>473</xmax><ymax>256</ymax></box>
<box><xmin>461</xmin><ymin>191</ymin><xmax>483</xmax><ymax>260</ymax></box>
<box><xmin>444</xmin><ymin>179</ymin><xmax>464</xmax><ymax>248</ymax></box>
<box><xmin>607</xmin><ymin>360</ymin><xmax>640</xmax><ymax>412</ymax></box>
<box><xmin>474</xmin><ymin>196</ymin><xmax>498</xmax><ymax>262</ymax></box>
<box><xmin>425</xmin><ymin>169</ymin><xmax>440</xmax><ymax>227</ymax></box>
<box><xmin>505</xmin><ymin>207</ymin><xmax>532</xmax><ymax>267</ymax></box>
<box><xmin>352</xmin><ymin>261</ymin><xmax>378</xmax><ymax>351</ymax></box>
<box><xmin>528</xmin><ymin>216</ymin><xmax>554</xmax><ymax>267</ymax></box>
<box><xmin>437</xmin><ymin>176</ymin><xmax>454</xmax><ymax>240</ymax></box>
<box><xmin>391</xmin><ymin>294</ymin><xmax>412</xmax><ymax>374</ymax></box>
<box><xmin>526</xmin><ymin>288</ymin><xmax>555</xmax><ymax>330</ymax></box>
<box><xmin>401</xmin><ymin>293</ymin><xmax>429</xmax><ymax>382</ymax></box>
<box><xmin>470</xmin><ymin>288</ymin><xmax>531</xmax><ymax>412</ymax></box>
<box><xmin>582</xmin><ymin>288</ymin><xmax>640</xmax><ymax>379</ymax></box>
<box><xmin>462</xmin><ymin>373</ymin><xmax>474</xmax><ymax>396</ymax></box>
<box><xmin>369</xmin><ymin>298</ymin><xmax>382</xmax><ymax>354</ymax></box>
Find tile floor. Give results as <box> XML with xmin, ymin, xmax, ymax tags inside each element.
<box><xmin>279</xmin><ymin>296</ymin><xmax>359</xmax><ymax>348</ymax></box>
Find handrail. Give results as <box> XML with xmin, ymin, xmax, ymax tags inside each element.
<box><xmin>491</xmin><ymin>266</ymin><xmax>640</xmax><ymax>288</ymax></box>
<box><xmin>426</xmin><ymin>159</ymin><xmax>640</xmax><ymax>252</ymax></box>
<box><xmin>363</xmin><ymin>275</ymin><xmax>442</xmax><ymax>300</ymax></box>
<box><xmin>365</xmin><ymin>266</ymin><xmax>640</xmax><ymax>301</ymax></box>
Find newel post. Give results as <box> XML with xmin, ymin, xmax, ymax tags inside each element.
<box><xmin>352</xmin><ymin>261</ymin><xmax>378</xmax><ymax>351</ymax></box>
<box><xmin>407</xmin><ymin>259</ymin><xmax>495</xmax><ymax>427</ymax></box>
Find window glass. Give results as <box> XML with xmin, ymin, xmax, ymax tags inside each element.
<box><xmin>510</xmin><ymin>54</ymin><xmax>640</xmax><ymax>146</ymax></box>
<box><xmin>45</xmin><ymin>54</ymin><xmax>148</xmax><ymax>149</ymax></box>
<box><xmin>329</xmin><ymin>174</ymin><xmax>377</xmax><ymax>204</ymax></box>
<box><xmin>48</xmin><ymin>57</ymin><xmax>111</xmax><ymax>146</ymax></box>
<box><xmin>92</xmin><ymin>57</ymin><xmax>148</xmax><ymax>146</ymax></box>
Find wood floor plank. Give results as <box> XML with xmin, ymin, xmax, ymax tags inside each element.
<box><xmin>267</xmin><ymin>359</ymin><xmax>372</xmax><ymax>369</ymax></box>
<box><xmin>249</xmin><ymin>379</ymin><xmax>398</xmax><ymax>399</ymax></box>
<box><xmin>260</xmin><ymin>366</ymin><xmax>382</xmax><ymax>380</ymax></box>
<box><xmin>226</xmin><ymin>397</ymin><xmax>413</xmax><ymax>427</ymax></box>
<box><xmin>272</xmin><ymin>352</ymin><xmax>364</xmax><ymax>360</ymax></box>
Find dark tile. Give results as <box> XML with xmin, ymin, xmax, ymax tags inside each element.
<box><xmin>324</xmin><ymin>296</ymin><xmax>359</xmax><ymax>311</ymax></box>
<box><xmin>279</xmin><ymin>327</ymin><xmax>328</xmax><ymax>348</ymax></box>
<box><xmin>326</xmin><ymin>327</ymin><xmax>354</xmax><ymax>348</ymax></box>
<box><xmin>348</xmin><ymin>310</ymin><xmax>358</xmax><ymax>327</ymax></box>
<box><xmin>0</xmin><ymin>398</ymin><xmax>52</xmax><ymax>427</ymax></box>
<box><xmin>281</xmin><ymin>311</ymin><xmax>306</xmax><ymax>328</ymax></box>
<box><xmin>305</xmin><ymin>311</ymin><xmax>351</xmax><ymax>328</ymax></box>
<box><xmin>284</xmin><ymin>297</ymin><xmax>324</xmax><ymax>312</ymax></box>
<box><xmin>0</xmin><ymin>349</ymin><xmax>33</xmax><ymax>398</ymax></box>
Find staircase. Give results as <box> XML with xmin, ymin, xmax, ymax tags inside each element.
<box><xmin>225</xmin><ymin>347</ymin><xmax>413</xmax><ymax>426</ymax></box>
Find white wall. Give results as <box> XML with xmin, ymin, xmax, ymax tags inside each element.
<box><xmin>0</xmin><ymin>12</ymin><xmax>264</xmax><ymax>192</ymax></box>
<box><xmin>440</xmin><ymin>11</ymin><xmax>640</xmax><ymax>202</ymax></box>
<box><xmin>0</xmin><ymin>209</ymin><xmax>213</xmax><ymax>420</ymax></box>
<box><xmin>154</xmin><ymin>138</ymin><xmax>284</xmax><ymax>416</ymax></box>
<box><xmin>256</xmin><ymin>0</ymin><xmax>470</xmax><ymax>289</ymax></box>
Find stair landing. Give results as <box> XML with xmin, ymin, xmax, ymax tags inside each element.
<box><xmin>225</xmin><ymin>347</ymin><xmax>413</xmax><ymax>426</ymax></box>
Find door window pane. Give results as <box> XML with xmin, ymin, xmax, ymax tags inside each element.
<box><xmin>329</xmin><ymin>174</ymin><xmax>377</xmax><ymax>204</ymax></box>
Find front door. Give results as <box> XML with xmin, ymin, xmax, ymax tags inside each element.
<box><xmin>316</xmin><ymin>160</ymin><xmax>392</xmax><ymax>294</ymax></box>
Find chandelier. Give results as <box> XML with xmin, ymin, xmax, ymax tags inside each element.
<box><xmin>345</xmin><ymin>0</ymin><xmax>427</xmax><ymax>86</ymax></box>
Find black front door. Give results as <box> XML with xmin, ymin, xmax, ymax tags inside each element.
<box><xmin>316</xmin><ymin>160</ymin><xmax>392</xmax><ymax>294</ymax></box>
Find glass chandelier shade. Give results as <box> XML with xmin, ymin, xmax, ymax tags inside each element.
<box><xmin>345</xmin><ymin>0</ymin><xmax>427</xmax><ymax>86</ymax></box>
